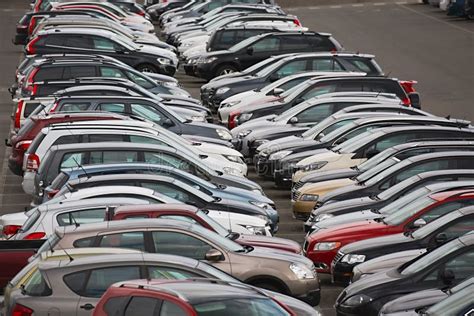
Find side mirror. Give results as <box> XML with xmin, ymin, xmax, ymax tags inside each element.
<box><xmin>289</xmin><ymin>117</ymin><xmax>298</xmax><ymax>124</ymax></box>
<box><xmin>294</xmin><ymin>97</ymin><xmax>305</xmax><ymax>105</ymax></box>
<box><xmin>435</xmin><ymin>232</ymin><xmax>448</xmax><ymax>244</ymax></box>
<box><xmin>269</xmin><ymin>73</ymin><xmax>280</xmax><ymax>82</ymax></box>
<box><xmin>271</xmin><ymin>88</ymin><xmax>284</xmax><ymax>96</ymax></box>
<box><xmin>162</xmin><ymin>118</ymin><xmax>174</xmax><ymax>127</ymax></box>
<box><xmin>411</xmin><ymin>218</ymin><xmax>427</xmax><ymax>229</ymax></box>
<box><xmin>205</xmin><ymin>249</ymin><xmax>223</xmax><ymax>262</ymax></box>
<box><xmin>408</xmin><ymin>92</ymin><xmax>421</xmax><ymax>109</ymax></box>
<box><xmin>439</xmin><ymin>269</ymin><xmax>455</xmax><ymax>285</ymax></box>
<box><xmin>246</xmin><ymin>46</ymin><xmax>254</xmax><ymax>55</ymax></box>
<box><xmin>366</xmin><ymin>149</ymin><xmax>380</xmax><ymax>159</ymax></box>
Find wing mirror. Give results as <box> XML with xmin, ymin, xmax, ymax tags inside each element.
<box><xmin>439</xmin><ymin>269</ymin><xmax>455</xmax><ymax>285</ymax></box>
<box><xmin>269</xmin><ymin>73</ymin><xmax>280</xmax><ymax>82</ymax></box>
<box><xmin>205</xmin><ymin>249</ymin><xmax>224</xmax><ymax>262</ymax></box>
<box><xmin>246</xmin><ymin>46</ymin><xmax>254</xmax><ymax>55</ymax></box>
<box><xmin>411</xmin><ymin>218</ymin><xmax>427</xmax><ymax>229</ymax></box>
<box><xmin>408</xmin><ymin>92</ymin><xmax>421</xmax><ymax>109</ymax></box>
<box><xmin>271</xmin><ymin>88</ymin><xmax>284</xmax><ymax>96</ymax></box>
<box><xmin>289</xmin><ymin>117</ymin><xmax>299</xmax><ymax>124</ymax></box>
<box><xmin>366</xmin><ymin>149</ymin><xmax>380</xmax><ymax>159</ymax></box>
<box><xmin>162</xmin><ymin>118</ymin><xmax>174</xmax><ymax>127</ymax></box>
<box><xmin>435</xmin><ymin>232</ymin><xmax>448</xmax><ymax>244</ymax></box>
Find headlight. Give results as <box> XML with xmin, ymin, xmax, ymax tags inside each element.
<box><xmin>242</xmin><ymin>225</ymin><xmax>266</xmax><ymax>235</ymax></box>
<box><xmin>222</xmin><ymin>167</ymin><xmax>241</xmax><ymax>176</ymax></box>
<box><xmin>238</xmin><ymin>113</ymin><xmax>253</xmax><ymax>122</ymax></box>
<box><xmin>216</xmin><ymin>129</ymin><xmax>232</xmax><ymax>140</ymax></box>
<box><xmin>255</xmin><ymin>214</ymin><xmax>271</xmax><ymax>224</ymax></box>
<box><xmin>250</xmin><ymin>201</ymin><xmax>271</xmax><ymax>210</ymax></box>
<box><xmin>181</xmin><ymin>41</ymin><xmax>194</xmax><ymax>47</ymax></box>
<box><xmin>201</xmin><ymin>57</ymin><xmax>217</xmax><ymax>64</ymax></box>
<box><xmin>344</xmin><ymin>294</ymin><xmax>373</xmax><ymax>306</ymax></box>
<box><xmin>313</xmin><ymin>242</ymin><xmax>341</xmax><ymax>251</ymax></box>
<box><xmin>191</xmin><ymin>115</ymin><xmax>205</xmax><ymax>122</ymax></box>
<box><xmin>300</xmin><ymin>194</ymin><xmax>319</xmax><ymax>202</ymax></box>
<box><xmin>341</xmin><ymin>254</ymin><xmax>366</xmax><ymax>265</ymax></box>
<box><xmin>224</xmin><ymin>155</ymin><xmax>242</xmax><ymax>163</ymax></box>
<box><xmin>216</xmin><ymin>87</ymin><xmax>230</xmax><ymax>95</ymax></box>
<box><xmin>314</xmin><ymin>213</ymin><xmax>334</xmax><ymax>222</ymax></box>
<box><xmin>222</xmin><ymin>100</ymin><xmax>240</xmax><ymax>108</ymax></box>
<box><xmin>302</xmin><ymin>161</ymin><xmax>328</xmax><ymax>172</ymax></box>
<box><xmin>162</xmin><ymin>81</ymin><xmax>178</xmax><ymax>88</ymax></box>
<box><xmin>252</xmin><ymin>188</ymin><xmax>265</xmax><ymax>196</ymax></box>
<box><xmin>253</xmin><ymin>139</ymin><xmax>269</xmax><ymax>147</ymax></box>
<box><xmin>289</xmin><ymin>263</ymin><xmax>316</xmax><ymax>280</ymax></box>
<box><xmin>269</xmin><ymin>150</ymin><xmax>292</xmax><ymax>161</ymax></box>
<box><xmin>238</xmin><ymin>130</ymin><xmax>252</xmax><ymax>138</ymax></box>
<box><xmin>157</xmin><ymin>57</ymin><xmax>172</xmax><ymax>65</ymax></box>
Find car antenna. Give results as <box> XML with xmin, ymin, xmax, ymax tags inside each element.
<box><xmin>384</xmin><ymin>71</ymin><xmax>392</xmax><ymax>78</ymax></box>
<box><xmin>71</xmin><ymin>156</ymin><xmax>90</xmax><ymax>179</ymax></box>
<box><xmin>69</xmin><ymin>212</ymin><xmax>80</xmax><ymax>229</ymax></box>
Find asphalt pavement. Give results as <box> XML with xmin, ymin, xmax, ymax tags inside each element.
<box><xmin>0</xmin><ymin>1</ymin><xmax>473</xmax><ymax>316</ymax></box>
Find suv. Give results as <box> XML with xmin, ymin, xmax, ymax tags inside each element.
<box><xmin>25</xmin><ymin>28</ymin><xmax>178</xmax><ymax>75</ymax></box>
<box><xmin>201</xmin><ymin>52</ymin><xmax>385</xmax><ymax>111</ymax></box>
<box><xmin>195</xmin><ymin>32</ymin><xmax>342</xmax><ymax>80</ymax></box>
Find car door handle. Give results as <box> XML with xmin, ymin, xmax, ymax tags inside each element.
<box><xmin>80</xmin><ymin>304</ymin><xmax>95</xmax><ymax>310</ymax></box>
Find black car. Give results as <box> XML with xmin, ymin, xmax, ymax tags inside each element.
<box><xmin>194</xmin><ymin>32</ymin><xmax>341</xmax><ymax>80</ymax></box>
<box><xmin>48</xmin><ymin>96</ymin><xmax>232</xmax><ymax>143</ymax></box>
<box><xmin>201</xmin><ymin>52</ymin><xmax>384</xmax><ymax>111</ymax></box>
<box><xmin>234</xmin><ymin>76</ymin><xmax>420</xmax><ymax>126</ymax></box>
<box><xmin>334</xmin><ymin>223</ymin><xmax>474</xmax><ymax>316</ymax></box>
<box><xmin>147</xmin><ymin>1</ymin><xmax>190</xmax><ymax>20</ymax></box>
<box><xmin>26</xmin><ymin>28</ymin><xmax>178</xmax><ymax>75</ymax></box>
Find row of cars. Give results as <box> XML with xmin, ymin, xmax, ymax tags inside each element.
<box><xmin>424</xmin><ymin>0</ymin><xmax>474</xmax><ymax>18</ymax></box>
<box><xmin>0</xmin><ymin>0</ymin><xmax>330</xmax><ymax>316</ymax></box>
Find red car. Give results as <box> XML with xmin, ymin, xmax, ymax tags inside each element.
<box><xmin>7</xmin><ymin>112</ymin><xmax>125</xmax><ymax>175</ymax></box>
<box><xmin>304</xmin><ymin>189</ymin><xmax>474</xmax><ymax>273</ymax></box>
<box><xmin>94</xmin><ymin>279</ymin><xmax>298</xmax><ymax>316</ymax></box>
<box><xmin>110</xmin><ymin>204</ymin><xmax>302</xmax><ymax>254</ymax></box>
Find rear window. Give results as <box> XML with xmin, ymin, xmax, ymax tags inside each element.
<box><xmin>24</xmin><ymin>102</ymin><xmax>42</xmax><ymax>118</ymax></box>
<box><xmin>35</xmin><ymin>67</ymin><xmax>65</xmax><ymax>81</ymax></box>
<box><xmin>344</xmin><ymin>57</ymin><xmax>383</xmax><ymax>76</ymax></box>
<box><xmin>22</xmin><ymin>269</ymin><xmax>52</xmax><ymax>297</ymax></box>
<box><xmin>17</xmin><ymin>118</ymin><xmax>36</xmax><ymax>136</ymax></box>
<box><xmin>21</xmin><ymin>210</ymin><xmax>41</xmax><ymax>233</ymax></box>
<box><xmin>26</xmin><ymin>132</ymin><xmax>47</xmax><ymax>155</ymax></box>
<box><xmin>50</xmin><ymin>171</ymin><xmax>70</xmax><ymax>191</ymax></box>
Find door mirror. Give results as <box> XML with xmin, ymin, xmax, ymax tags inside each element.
<box><xmin>411</xmin><ymin>218</ymin><xmax>427</xmax><ymax>229</ymax></box>
<box><xmin>246</xmin><ymin>46</ymin><xmax>254</xmax><ymax>55</ymax></box>
<box><xmin>439</xmin><ymin>269</ymin><xmax>455</xmax><ymax>285</ymax></box>
<box><xmin>271</xmin><ymin>88</ymin><xmax>284</xmax><ymax>96</ymax></box>
<box><xmin>435</xmin><ymin>232</ymin><xmax>448</xmax><ymax>244</ymax></box>
<box><xmin>289</xmin><ymin>117</ymin><xmax>298</xmax><ymax>124</ymax></box>
<box><xmin>205</xmin><ymin>249</ymin><xmax>223</xmax><ymax>262</ymax></box>
<box><xmin>294</xmin><ymin>97</ymin><xmax>305</xmax><ymax>105</ymax></box>
<box><xmin>162</xmin><ymin>118</ymin><xmax>174</xmax><ymax>127</ymax></box>
<box><xmin>408</xmin><ymin>92</ymin><xmax>421</xmax><ymax>109</ymax></box>
<box><xmin>366</xmin><ymin>149</ymin><xmax>380</xmax><ymax>159</ymax></box>
<box><xmin>269</xmin><ymin>73</ymin><xmax>280</xmax><ymax>82</ymax></box>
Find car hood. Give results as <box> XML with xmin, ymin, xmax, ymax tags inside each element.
<box><xmin>300</xmin><ymin>168</ymin><xmax>359</xmax><ymax>184</ymax></box>
<box><xmin>261</xmin><ymin>138</ymin><xmax>321</xmax><ymax>156</ymax></box>
<box><xmin>236</xmin><ymin>234</ymin><xmax>302</xmax><ymax>254</ymax></box>
<box><xmin>194</xmin><ymin>142</ymin><xmax>243</xmax><ymax>157</ymax></box>
<box><xmin>341</xmin><ymin>231</ymin><xmax>413</xmax><ymax>255</ymax></box>
<box><xmin>296</xmin><ymin>150</ymin><xmax>343</xmax><ymax>167</ymax></box>
<box><xmin>187</xmin><ymin>120</ymin><xmax>227</xmax><ymax>130</ymax></box>
<box><xmin>222</xmin><ymin>90</ymin><xmax>259</xmax><ymax>105</ymax></box>
<box><xmin>219</xmin><ymin>173</ymin><xmax>262</xmax><ymax>192</ymax></box>
<box><xmin>308</xmin><ymin>220</ymin><xmax>390</xmax><ymax>243</ymax></box>
<box><xmin>244</xmin><ymin>246</ymin><xmax>314</xmax><ymax>266</ymax></box>
<box><xmin>315</xmin><ymin>209</ymin><xmax>381</xmax><ymax>228</ymax></box>
<box><xmin>241</xmin><ymin>98</ymin><xmax>285</xmax><ymax>114</ymax></box>
<box><xmin>316</xmin><ymin>196</ymin><xmax>373</xmax><ymax>215</ymax></box>
<box><xmin>320</xmin><ymin>182</ymin><xmax>367</xmax><ymax>203</ymax></box>
<box><xmin>199</xmin><ymin>49</ymin><xmax>232</xmax><ymax>58</ymax></box>
<box><xmin>137</xmin><ymin>44</ymin><xmax>178</xmax><ymax>61</ymax></box>
<box><xmin>248</xmin><ymin>125</ymin><xmax>310</xmax><ymax>142</ymax></box>
<box><xmin>203</xmin><ymin>75</ymin><xmax>259</xmax><ymax>90</ymax></box>
<box><xmin>381</xmin><ymin>288</ymin><xmax>446</xmax><ymax>314</ymax></box>
<box><xmin>342</xmin><ymin>268</ymin><xmax>402</xmax><ymax>299</ymax></box>
<box><xmin>231</xmin><ymin>114</ymin><xmax>279</xmax><ymax>136</ymax></box>
<box><xmin>221</xmin><ymin>186</ymin><xmax>273</xmax><ymax>204</ymax></box>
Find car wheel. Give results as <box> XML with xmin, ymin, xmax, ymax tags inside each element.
<box><xmin>215</xmin><ymin>64</ymin><xmax>238</xmax><ymax>77</ymax></box>
<box><xmin>249</xmin><ymin>280</ymin><xmax>286</xmax><ymax>294</ymax></box>
<box><xmin>136</xmin><ymin>63</ymin><xmax>158</xmax><ymax>73</ymax></box>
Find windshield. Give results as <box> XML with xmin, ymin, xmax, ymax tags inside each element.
<box><xmin>356</xmin><ymin>157</ymin><xmax>400</xmax><ymax>183</ymax></box>
<box><xmin>333</xmin><ymin>130</ymin><xmax>381</xmax><ymax>153</ymax></box>
<box><xmin>383</xmin><ymin>195</ymin><xmax>435</xmax><ymax>225</ymax></box>
<box><xmin>319</xmin><ymin>122</ymin><xmax>358</xmax><ymax>143</ymax></box>
<box><xmin>426</xmin><ymin>283</ymin><xmax>474</xmax><ymax>316</ymax></box>
<box><xmin>36</xmin><ymin>232</ymin><xmax>61</xmax><ymax>257</ymax></box>
<box><xmin>245</xmin><ymin>57</ymin><xmax>279</xmax><ymax>75</ymax></box>
<box><xmin>358</xmin><ymin>147</ymin><xmax>397</xmax><ymax>172</ymax></box>
<box><xmin>196</xmin><ymin>210</ymin><xmax>229</xmax><ymax>237</ymax></box>
<box><xmin>193</xmin><ymin>298</ymin><xmax>291</xmax><ymax>316</ymax></box>
<box><xmin>255</xmin><ymin>58</ymin><xmax>288</xmax><ymax>78</ymax></box>
<box><xmin>364</xmin><ymin>159</ymin><xmax>413</xmax><ymax>186</ymax></box>
<box><xmin>228</xmin><ymin>36</ymin><xmax>259</xmax><ymax>52</ymax></box>
<box><xmin>401</xmin><ymin>239</ymin><xmax>464</xmax><ymax>275</ymax></box>
<box><xmin>378</xmin><ymin>187</ymin><xmax>431</xmax><ymax>215</ymax></box>
<box><xmin>191</xmin><ymin>223</ymin><xmax>244</xmax><ymax>252</ymax></box>
<box><xmin>412</xmin><ymin>211</ymin><xmax>461</xmax><ymax>239</ymax></box>
<box><xmin>378</xmin><ymin>176</ymin><xmax>420</xmax><ymax>200</ymax></box>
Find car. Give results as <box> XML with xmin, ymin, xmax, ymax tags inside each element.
<box><xmin>231</xmin><ymin>76</ymin><xmax>421</xmax><ymax>128</ymax></box>
<box><xmin>201</xmin><ymin>52</ymin><xmax>384</xmax><ymax>112</ymax></box>
<box><xmin>147</xmin><ymin>1</ymin><xmax>190</xmax><ymax>20</ymax></box>
<box><xmin>108</xmin><ymin>0</ymin><xmax>148</xmax><ymax>17</ymax></box>
<box><xmin>304</xmin><ymin>168</ymin><xmax>474</xmax><ymax>231</ymax></box>
<box><xmin>292</xmin><ymin>125</ymin><xmax>474</xmax><ymax>185</ymax></box>
<box><xmin>331</xmin><ymin>202</ymin><xmax>474</xmax><ymax>284</ymax></box>
<box><xmin>7</xmin><ymin>112</ymin><xmax>127</xmax><ymax>175</ymax></box>
<box><xmin>334</xmin><ymin>230</ymin><xmax>474</xmax><ymax>316</ymax></box>
<box><xmin>194</xmin><ymin>32</ymin><xmax>342</xmax><ymax>80</ymax></box>
<box><xmin>303</xmin><ymin>185</ymin><xmax>474</xmax><ymax>274</ymax></box>
<box><xmin>26</xmin><ymin>28</ymin><xmax>178</xmax><ymax>75</ymax></box>
<box><xmin>45</xmin><ymin>218</ymin><xmax>321</xmax><ymax>305</ymax></box>
<box><xmin>379</xmin><ymin>277</ymin><xmax>474</xmax><ymax>316</ymax></box>
<box><xmin>94</xmin><ymin>279</ymin><xmax>310</xmax><ymax>316</ymax></box>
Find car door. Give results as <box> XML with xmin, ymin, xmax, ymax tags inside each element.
<box><xmin>425</xmin><ymin>215</ymin><xmax>474</xmax><ymax>249</ymax></box>
<box><xmin>267</xmin><ymin>59</ymin><xmax>309</xmax><ymax>83</ymax></box>
<box><xmin>308</xmin><ymin>57</ymin><xmax>345</xmax><ymax>72</ymax></box>
<box><xmin>239</xmin><ymin>36</ymin><xmax>281</xmax><ymax>70</ymax></box>
<box><xmin>151</xmin><ymin>231</ymin><xmax>232</xmax><ymax>274</ymax></box>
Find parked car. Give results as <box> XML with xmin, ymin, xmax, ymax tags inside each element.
<box><xmin>334</xmin><ymin>231</ymin><xmax>474</xmax><ymax>316</ymax></box>
<box><xmin>46</xmin><ymin>218</ymin><xmax>321</xmax><ymax>305</ymax></box>
<box><xmin>147</xmin><ymin>0</ymin><xmax>190</xmax><ymax>20</ymax></box>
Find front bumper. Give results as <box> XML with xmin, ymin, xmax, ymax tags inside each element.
<box><xmin>274</xmin><ymin>169</ymin><xmax>293</xmax><ymax>188</ymax></box>
<box><xmin>292</xmin><ymin>200</ymin><xmax>317</xmax><ymax>221</ymax></box>
<box><xmin>305</xmin><ymin>249</ymin><xmax>337</xmax><ymax>274</ymax></box>
<box><xmin>331</xmin><ymin>261</ymin><xmax>357</xmax><ymax>285</ymax></box>
<box><xmin>296</xmin><ymin>287</ymin><xmax>321</xmax><ymax>307</ymax></box>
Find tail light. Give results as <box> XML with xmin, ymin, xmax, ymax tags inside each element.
<box><xmin>137</xmin><ymin>10</ymin><xmax>146</xmax><ymax>16</ymax></box>
<box><xmin>25</xmin><ymin>36</ymin><xmax>41</xmax><ymax>55</ymax></box>
<box><xmin>27</xmin><ymin>67</ymin><xmax>39</xmax><ymax>86</ymax></box>
<box><xmin>47</xmin><ymin>189</ymin><xmax>59</xmax><ymax>199</ymax></box>
<box><xmin>28</xmin><ymin>16</ymin><xmax>37</xmax><ymax>35</ymax></box>
<box><xmin>23</xmin><ymin>232</ymin><xmax>46</xmax><ymax>240</ymax></box>
<box><xmin>401</xmin><ymin>97</ymin><xmax>411</xmax><ymax>107</ymax></box>
<box><xmin>2</xmin><ymin>225</ymin><xmax>22</xmax><ymax>237</ymax></box>
<box><xmin>399</xmin><ymin>80</ymin><xmax>417</xmax><ymax>94</ymax></box>
<box><xmin>26</xmin><ymin>153</ymin><xmax>40</xmax><ymax>171</ymax></box>
<box><xmin>228</xmin><ymin>111</ymin><xmax>239</xmax><ymax>129</ymax></box>
<box><xmin>12</xmin><ymin>304</ymin><xmax>33</xmax><ymax>316</ymax></box>
<box><xmin>31</xmin><ymin>84</ymin><xmax>38</xmax><ymax>96</ymax></box>
<box><xmin>49</xmin><ymin>100</ymin><xmax>59</xmax><ymax>112</ymax></box>
<box><xmin>293</xmin><ymin>18</ymin><xmax>301</xmax><ymax>27</ymax></box>
<box><xmin>14</xmin><ymin>100</ymin><xmax>25</xmax><ymax>130</ymax></box>
<box><xmin>15</xmin><ymin>140</ymin><xmax>33</xmax><ymax>151</ymax></box>
<box><xmin>34</xmin><ymin>0</ymin><xmax>42</xmax><ymax>12</ymax></box>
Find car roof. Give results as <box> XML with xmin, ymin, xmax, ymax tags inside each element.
<box><xmin>351</xmin><ymin>125</ymin><xmax>474</xmax><ymax>140</ymax></box>
<box><xmin>404</xmin><ymin>151</ymin><xmax>474</xmax><ymax>163</ymax></box>
<box><xmin>387</xmin><ymin>140</ymin><xmax>474</xmax><ymax>153</ymax></box>
<box><xmin>430</xmin><ymin>188</ymin><xmax>474</xmax><ymax>201</ymax></box>
<box><xmin>35</xmin><ymin>197</ymin><xmax>149</xmax><ymax>213</ymax></box>
<box><xmin>113</xmin><ymin>204</ymin><xmax>200</xmax><ymax>216</ymax></box>
<box><xmin>32</xmin><ymin>112</ymin><xmax>128</xmax><ymax>121</ymax></box>
<box><xmin>50</xmin><ymin>141</ymin><xmax>177</xmax><ymax>153</ymax></box>
<box><xmin>40</xmin><ymin>247</ymin><xmax>142</xmax><ymax>261</ymax></box>
<box><xmin>349</xmin><ymin>115</ymin><xmax>465</xmax><ymax>126</ymax></box>
<box><xmin>64</xmin><ymin>163</ymin><xmax>186</xmax><ymax>178</ymax></box>
<box><xmin>279</xmin><ymin>52</ymin><xmax>375</xmax><ymax>60</ymax></box>
<box><xmin>38</xmin><ymin>27</ymin><xmax>119</xmax><ymax>38</ymax></box>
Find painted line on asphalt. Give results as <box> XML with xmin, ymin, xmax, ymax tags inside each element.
<box><xmin>400</xmin><ymin>4</ymin><xmax>474</xmax><ymax>35</ymax></box>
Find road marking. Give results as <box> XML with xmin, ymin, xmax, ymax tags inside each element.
<box><xmin>373</xmin><ymin>2</ymin><xmax>387</xmax><ymax>5</ymax></box>
<box><xmin>330</xmin><ymin>5</ymin><xmax>343</xmax><ymax>8</ymax></box>
<box><xmin>352</xmin><ymin>4</ymin><xmax>365</xmax><ymax>7</ymax></box>
<box><xmin>399</xmin><ymin>4</ymin><xmax>474</xmax><ymax>35</ymax></box>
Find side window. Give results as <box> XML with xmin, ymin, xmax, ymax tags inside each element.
<box><xmin>439</xmin><ymin>217</ymin><xmax>474</xmax><ymax>240</ymax></box>
<box><xmin>158</xmin><ymin>215</ymin><xmax>198</xmax><ymax>225</ymax></box>
<box><xmin>147</xmin><ymin>266</ymin><xmax>200</xmax><ymax>280</ymax></box>
<box><xmin>60</xmin><ymin>152</ymin><xmax>86</xmax><ymax>169</ymax></box>
<box><xmin>88</xmin><ymin>134</ymin><xmax>126</xmax><ymax>142</ymax></box>
<box><xmin>103</xmin><ymin>297</ymin><xmax>129</xmax><ymax>315</ymax></box>
<box><xmin>219</xmin><ymin>30</ymin><xmax>236</xmax><ymax>46</ymax></box>
<box><xmin>22</xmin><ymin>269</ymin><xmax>52</xmax><ymax>297</ymax></box>
<box><xmin>84</xmin><ymin>266</ymin><xmax>141</xmax><ymax>297</ymax></box>
<box><xmin>275</xmin><ymin>60</ymin><xmax>307</xmax><ymax>78</ymax></box>
<box><xmin>65</xmin><ymin>36</ymin><xmax>93</xmax><ymax>49</ymax></box>
<box><xmin>97</xmin><ymin>102</ymin><xmax>126</xmax><ymax>113</ymax></box>
<box><xmin>419</xmin><ymin>201</ymin><xmax>474</xmax><ymax>224</ymax></box>
<box><xmin>335</xmin><ymin>81</ymin><xmax>364</xmax><ymax>92</ymax></box>
<box><xmin>62</xmin><ymin>66</ymin><xmax>96</xmax><ymax>80</ymax></box>
<box><xmin>129</xmin><ymin>135</ymin><xmax>168</xmax><ymax>147</ymax></box>
<box><xmin>53</xmin><ymin>135</ymin><xmax>81</xmax><ymax>146</ymax></box>
<box><xmin>89</xmin><ymin>151</ymin><xmax>139</xmax><ymax>164</ymax></box>
<box><xmin>59</xmin><ymin>102</ymin><xmax>91</xmax><ymax>112</ymax></box>
<box><xmin>364</xmin><ymin>134</ymin><xmax>411</xmax><ymax>156</ymax></box>
<box><xmin>140</xmin><ymin>182</ymin><xmax>191</xmax><ymax>202</ymax></box>
<box><xmin>310</xmin><ymin>58</ymin><xmax>343</xmax><ymax>71</ymax></box>
<box><xmin>295</xmin><ymin>103</ymin><xmax>333</xmax><ymax>124</ymax></box>
<box><xmin>250</xmin><ymin>37</ymin><xmax>280</xmax><ymax>53</ymax></box>
<box><xmin>424</xmin><ymin>248</ymin><xmax>474</xmax><ymax>282</ymax></box>
<box><xmin>130</xmin><ymin>103</ymin><xmax>164</xmax><ymax>125</ymax></box>
<box><xmin>35</xmin><ymin>67</ymin><xmax>64</xmax><ymax>81</ymax></box>
<box><xmin>63</xmin><ymin>271</ymin><xmax>87</xmax><ymax>295</ymax></box>
<box><xmin>56</xmin><ymin>208</ymin><xmax>107</xmax><ymax>226</ymax></box>
<box><xmin>44</xmin><ymin>35</ymin><xmax>65</xmax><ymax>46</ymax></box>
<box><xmin>346</xmin><ymin>58</ymin><xmax>374</xmax><ymax>73</ymax></box>
<box><xmin>160</xmin><ymin>300</ymin><xmax>188</xmax><ymax>316</ymax></box>
<box><xmin>393</xmin><ymin>160</ymin><xmax>452</xmax><ymax>184</ymax></box>
<box><xmin>100</xmin><ymin>67</ymin><xmax>127</xmax><ymax>78</ymax></box>
<box><xmin>279</xmin><ymin>77</ymin><xmax>308</xmax><ymax>91</ymax></box>
<box><xmin>302</xmin><ymin>83</ymin><xmax>337</xmax><ymax>100</ymax></box>
<box><xmin>144</xmin><ymin>152</ymin><xmax>194</xmax><ymax>173</ymax></box>
<box><xmin>152</xmin><ymin>231</ymin><xmax>212</xmax><ymax>260</ymax></box>
<box><xmin>93</xmin><ymin>37</ymin><xmax>119</xmax><ymax>51</ymax></box>
<box><xmin>126</xmin><ymin>71</ymin><xmax>154</xmax><ymax>89</ymax></box>
<box><xmin>99</xmin><ymin>232</ymin><xmax>146</xmax><ymax>251</ymax></box>
<box><xmin>280</xmin><ymin>36</ymin><xmax>309</xmax><ymax>50</ymax></box>
<box><xmin>73</xmin><ymin>236</ymin><xmax>96</xmax><ymax>248</ymax></box>
<box><xmin>125</xmin><ymin>297</ymin><xmax>162</xmax><ymax>316</ymax></box>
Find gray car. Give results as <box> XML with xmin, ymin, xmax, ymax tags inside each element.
<box><xmin>43</xmin><ymin>218</ymin><xmax>321</xmax><ymax>305</ymax></box>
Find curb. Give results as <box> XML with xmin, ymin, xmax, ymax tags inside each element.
<box><xmin>278</xmin><ymin>0</ymin><xmax>421</xmax><ymax>8</ymax></box>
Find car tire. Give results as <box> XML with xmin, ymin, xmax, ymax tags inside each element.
<box><xmin>136</xmin><ymin>63</ymin><xmax>159</xmax><ymax>73</ymax></box>
<box><xmin>249</xmin><ymin>280</ymin><xmax>286</xmax><ymax>294</ymax></box>
<box><xmin>215</xmin><ymin>64</ymin><xmax>238</xmax><ymax>77</ymax></box>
